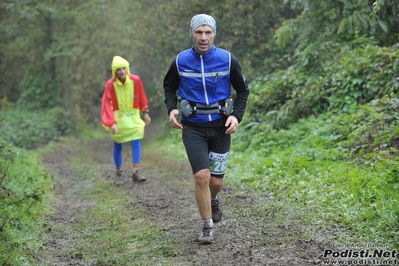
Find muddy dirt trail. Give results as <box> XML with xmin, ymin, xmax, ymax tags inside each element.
<box><xmin>40</xmin><ymin>123</ymin><xmax>330</xmax><ymax>265</ymax></box>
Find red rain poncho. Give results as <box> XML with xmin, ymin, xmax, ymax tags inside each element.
<box><xmin>101</xmin><ymin>56</ymin><xmax>149</xmax><ymax>143</ymax></box>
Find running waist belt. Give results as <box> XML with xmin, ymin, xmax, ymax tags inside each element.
<box><xmin>179</xmin><ymin>98</ymin><xmax>233</xmax><ymax>118</ymax></box>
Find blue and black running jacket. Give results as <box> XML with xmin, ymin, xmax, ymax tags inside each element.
<box><xmin>164</xmin><ymin>45</ymin><xmax>249</xmax><ymax>126</ymax></box>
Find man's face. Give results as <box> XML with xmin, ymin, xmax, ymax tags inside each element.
<box><xmin>116</xmin><ymin>67</ymin><xmax>127</xmax><ymax>81</ymax></box>
<box><xmin>192</xmin><ymin>25</ymin><xmax>215</xmax><ymax>55</ymax></box>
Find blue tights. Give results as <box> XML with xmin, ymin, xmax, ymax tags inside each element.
<box><xmin>113</xmin><ymin>140</ymin><xmax>142</xmax><ymax>168</ymax></box>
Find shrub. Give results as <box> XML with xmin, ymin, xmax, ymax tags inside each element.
<box><xmin>0</xmin><ymin>107</ymin><xmax>71</xmax><ymax>149</ymax></box>
<box><xmin>248</xmin><ymin>41</ymin><xmax>399</xmax><ymax>129</ymax></box>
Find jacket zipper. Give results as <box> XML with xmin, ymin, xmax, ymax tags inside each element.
<box><xmin>200</xmin><ymin>55</ymin><xmax>213</xmax><ymax>121</ymax></box>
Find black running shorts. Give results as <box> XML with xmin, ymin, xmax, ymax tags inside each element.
<box><xmin>182</xmin><ymin>124</ymin><xmax>231</xmax><ymax>178</ymax></box>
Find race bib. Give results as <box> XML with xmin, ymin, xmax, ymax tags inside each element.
<box><xmin>209</xmin><ymin>151</ymin><xmax>229</xmax><ymax>175</ymax></box>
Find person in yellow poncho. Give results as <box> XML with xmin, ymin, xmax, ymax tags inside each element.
<box><xmin>101</xmin><ymin>56</ymin><xmax>151</xmax><ymax>184</ymax></box>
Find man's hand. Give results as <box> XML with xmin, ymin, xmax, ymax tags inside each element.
<box><xmin>169</xmin><ymin>109</ymin><xmax>183</xmax><ymax>129</ymax></box>
<box><xmin>225</xmin><ymin>116</ymin><xmax>239</xmax><ymax>134</ymax></box>
<box><xmin>110</xmin><ymin>124</ymin><xmax>119</xmax><ymax>134</ymax></box>
<box><xmin>144</xmin><ymin>113</ymin><xmax>151</xmax><ymax>125</ymax></box>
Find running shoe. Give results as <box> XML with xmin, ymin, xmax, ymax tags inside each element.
<box><xmin>114</xmin><ymin>170</ymin><xmax>123</xmax><ymax>185</ymax></box>
<box><xmin>211</xmin><ymin>198</ymin><xmax>223</xmax><ymax>223</ymax></box>
<box><xmin>197</xmin><ymin>222</ymin><xmax>214</xmax><ymax>244</ymax></box>
<box><xmin>132</xmin><ymin>170</ymin><xmax>146</xmax><ymax>182</ymax></box>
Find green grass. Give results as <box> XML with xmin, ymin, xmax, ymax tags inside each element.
<box><xmin>0</xmin><ymin>141</ymin><xmax>54</xmax><ymax>265</ymax></box>
<box><xmin>44</xmin><ymin>179</ymin><xmax>178</xmax><ymax>265</ymax></box>
<box><xmin>228</xmin><ymin>108</ymin><xmax>399</xmax><ymax>248</ymax></box>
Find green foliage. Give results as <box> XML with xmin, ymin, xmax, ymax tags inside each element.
<box><xmin>282</xmin><ymin>0</ymin><xmax>398</xmax><ymax>48</ymax></box>
<box><xmin>0</xmin><ymin>0</ymin><xmax>301</xmax><ymax>120</ymax></box>
<box><xmin>1</xmin><ymin>0</ymin><xmax>62</xmax><ymax>109</ymax></box>
<box><xmin>324</xmin><ymin>43</ymin><xmax>398</xmax><ymax>111</ymax></box>
<box><xmin>231</xmin><ymin>105</ymin><xmax>399</xmax><ymax>247</ymax></box>
<box><xmin>0</xmin><ymin>107</ymin><xmax>71</xmax><ymax>149</ymax></box>
<box><xmin>248</xmin><ymin>40</ymin><xmax>399</xmax><ymax>128</ymax></box>
<box><xmin>369</xmin><ymin>0</ymin><xmax>399</xmax><ymax>45</ymax></box>
<box><xmin>275</xmin><ymin>22</ymin><xmax>294</xmax><ymax>48</ymax></box>
<box><xmin>17</xmin><ymin>72</ymin><xmax>60</xmax><ymax>110</ymax></box>
<box><xmin>0</xmin><ymin>142</ymin><xmax>53</xmax><ymax>265</ymax></box>
<box><xmin>2</xmin><ymin>0</ymin><xmax>398</xmax><ymax>126</ymax></box>
<box><xmin>332</xmin><ymin>97</ymin><xmax>399</xmax><ymax>154</ymax></box>
<box><xmin>0</xmin><ymin>0</ymin><xmax>137</xmax><ymax>117</ymax></box>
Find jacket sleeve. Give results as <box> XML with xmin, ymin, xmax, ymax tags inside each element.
<box><xmin>230</xmin><ymin>54</ymin><xmax>250</xmax><ymax>123</ymax></box>
<box><xmin>163</xmin><ymin>59</ymin><xmax>180</xmax><ymax>115</ymax></box>
<box><xmin>132</xmin><ymin>75</ymin><xmax>149</xmax><ymax>112</ymax></box>
<box><xmin>101</xmin><ymin>81</ymin><xmax>117</xmax><ymax>127</ymax></box>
